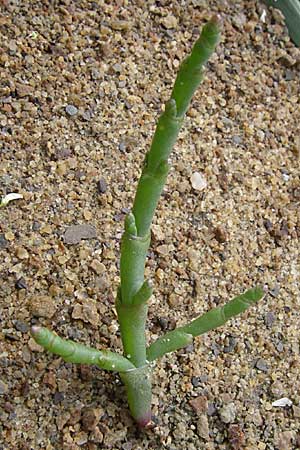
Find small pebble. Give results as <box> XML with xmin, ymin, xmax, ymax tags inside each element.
<box><xmin>219</xmin><ymin>403</ymin><xmax>237</xmax><ymax>424</ymax></box>
<box><xmin>189</xmin><ymin>395</ymin><xmax>208</xmax><ymax>414</ymax></box>
<box><xmin>269</xmin><ymin>285</ymin><xmax>280</xmax><ymax>298</ymax></box>
<box><xmin>197</xmin><ymin>414</ymin><xmax>210</xmax><ymax>440</ymax></box>
<box><xmin>97</xmin><ymin>178</ymin><xmax>107</xmax><ymax>194</ymax></box>
<box><xmin>29</xmin><ymin>295</ymin><xmax>57</xmax><ymax>318</ymax></box>
<box><xmin>191</xmin><ymin>172</ymin><xmax>207</xmax><ymax>191</ymax></box>
<box><xmin>63</xmin><ymin>224</ymin><xmax>97</xmax><ymax>245</ymax></box>
<box><xmin>15</xmin><ymin>278</ymin><xmax>27</xmax><ymax>290</ymax></box>
<box><xmin>14</xmin><ymin>320</ymin><xmax>29</xmax><ymax>333</ymax></box>
<box><xmin>264</xmin><ymin>311</ymin><xmax>275</xmax><ymax>327</ymax></box>
<box><xmin>213</xmin><ymin>226</ymin><xmax>228</xmax><ymax>243</ymax></box>
<box><xmin>207</xmin><ymin>403</ymin><xmax>217</xmax><ymax>416</ymax></box>
<box><xmin>81</xmin><ymin>407</ymin><xmax>103</xmax><ymax>431</ymax></box>
<box><xmin>0</xmin><ymin>380</ymin><xmax>9</xmax><ymax>395</ymax></box>
<box><xmin>232</xmin><ymin>135</ymin><xmax>243</xmax><ymax>145</ymax></box>
<box><xmin>161</xmin><ymin>14</ymin><xmax>178</xmax><ymax>29</ymax></box>
<box><xmin>53</xmin><ymin>392</ymin><xmax>64</xmax><ymax>404</ymax></box>
<box><xmin>90</xmin><ymin>260</ymin><xmax>106</xmax><ymax>275</ymax></box>
<box><xmin>255</xmin><ymin>358</ymin><xmax>269</xmax><ymax>372</ymax></box>
<box><xmin>292</xmin><ymin>405</ymin><xmax>300</xmax><ymax>418</ymax></box>
<box><xmin>16</xmin><ymin>247</ymin><xmax>29</xmax><ymax>260</ymax></box>
<box><xmin>65</xmin><ymin>104</ymin><xmax>78</xmax><ymax>116</ymax></box>
<box><xmin>0</xmin><ymin>234</ymin><xmax>9</xmax><ymax>249</ymax></box>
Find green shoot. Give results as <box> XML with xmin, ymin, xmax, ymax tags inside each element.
<box><xmin>31</xmin><ymin>16</ymin><xmax>265</xmax><ymax>427</ymax></box>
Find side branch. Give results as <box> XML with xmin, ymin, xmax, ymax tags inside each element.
<box><xmin>31</xmin><ymin>326</ymin><xmax>135</xmax><ymax>372</ymax></box>
<box><xmin>146</xmin><ymin>287</ymin><xmax>264</xmax><ymax>361</ymax></box>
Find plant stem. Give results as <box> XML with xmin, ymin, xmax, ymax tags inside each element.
<box><xmin>120</xmin><ymin>365</ymin><xmax>152</xmax><ymax>427</ymax></box>
<box><xmin>132</xmin><ymin>15</ymin><xmax>222</xmax><ymax>237</ymax></box>
<box><xmin>115</xmin><ymin>15</ymin><xmax>222</xmax><ymax>423</ymax></box>
<box><xmin>117</xmin><ymin>15</ymin><xmax>222</xmax><ymax>370</ymax></box>
<box><xmin>116</xmin><ymin>294</ymin><xmax>148</xmax><ymax>368</ymax></box>
<box><xmin>30</xmin><ymin>16</ymin><xmax>223</xmax><ymax>428</ymax></box>
<box><xmin>146</xmin><ymin>287</ymin><xmax>264</xmax><ymax>362</ymax></box>
<box><xmin>31</xmin><ymin>326</ymin><xmax>135</xmax><ymax>372</ymax></box>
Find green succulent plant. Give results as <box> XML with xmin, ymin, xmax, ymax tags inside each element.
<box><xmin>31</xmin><ymin>16</ymin><xmax>264</xmax><ymax>427</ymax></box>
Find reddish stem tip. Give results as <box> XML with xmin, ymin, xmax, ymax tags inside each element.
<box><xmin>136</xmin><ymin>411</ymin><xmax>152</xmax><ymax>429</ymax></box>
<box><xmin>31</xmin><ymin>325</ymin><xmax>42</xmax><ymax>335</ymax></box>
<box><xmin>210</xmin><ymin>14</ymin><xmax>223</xmax><ymax>29</ymax></box>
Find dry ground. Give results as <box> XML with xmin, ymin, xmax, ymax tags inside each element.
<box><xmin>0</xmin><ymin>1</ymin><xmax>299</xmax><ymax>449</ymax></box>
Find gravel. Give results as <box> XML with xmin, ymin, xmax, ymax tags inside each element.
<box><xmin>1</xmin><ymin>0</ymin><xmax>299</xmax><ymax>449</ymax></box>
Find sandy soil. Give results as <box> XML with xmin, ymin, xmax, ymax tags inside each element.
<box><xmin>0</xmin><ymin>1</ymin><xmax>299</xmax><ymax>449</ymax></box>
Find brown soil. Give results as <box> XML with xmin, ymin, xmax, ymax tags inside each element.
<box><xmin>0</xmin><ymin>1</ymin><xmax>299</xmax><ymax>449</ymax></box>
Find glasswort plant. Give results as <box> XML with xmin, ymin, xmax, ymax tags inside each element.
<box><xmin>31</xmin><ymin>16</ymin><xmax>264</xmax><ymax>427</ymax></box>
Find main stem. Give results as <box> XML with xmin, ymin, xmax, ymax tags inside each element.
<box><xmin>117</xmin><ymin>16</ymin><xmax>221</xmax><ymax>424</ymax></box>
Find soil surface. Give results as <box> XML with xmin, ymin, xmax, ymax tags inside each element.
<box><xmin>1</xmin><ymin>1</ymin><xmax>300</xmax><ymax>449</ymax></box>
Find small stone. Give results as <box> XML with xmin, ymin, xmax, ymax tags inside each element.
<box><xmin>110</xmin><ymin>20</ymin><xmax>132</xmax><ymax>31</ymax></box>
<box><xmin>255</xmin><ymin>358</ymin><xmax>269</xmax><ymax>372</ymax></box>
<box><xmin>264</xmin><ymin>311</ymin><xmax>275</xmax><ymax>327</ymax></box>
<box><xmin>72</xmin><ymin>300</ymin><xmax>99</xmax><ymax>326</ymax></box>
<box><xmin>228</xmin><ymin>424</ymin><xmax>245</xmax><ymax>450</ymax></box>
<box><xmin>278</xmin><ymin>431</ymin><xmax>295</xmax><ymax>450</ymax></box>
<box><xmin>27</xmin><ymin>338</ymin><xmax>43</xmax><ymax>352</ymax></box>
<box><xmin>56</xmin><ymin>411</ymin><xmax>71</xmax><ymax>430</ymax></box>
<box><xmin>251</xmin><ymin>411</ymin><xmax>263</xmax><ymax>426</ymax></box>
<box><xmin>0</xmin><ymin>234</ymin><xmax>9</xmax><ymax>249</ymax></box>
<box><xmin>90</xmin><ymin>260</ymin><xmax>106</xmax><ymax>275</ymax></box>
<box><xmin>54</xmin><ymin>391</ymin><xmax>64</xmax><ymax>404</ymax></box>
<box><xmin>74</xmin><ymin>431</ymin><xmax>88</xmax><ymax>446</ymax></box>
<box><xmin>29</xmin><ymin>295</ymin><xmax>57</xmax><ymax>318</ymax></box>
<box><xmin>213</xmin><ymin>226</ymin><xmax>228</xmax><ymax>243</ymax></box>
<box><xmin>65</xmin><ymin>104</ymin><xmax>78</xmax><ymax>116</ymax></box>
<box><xmin>161</xmin><ymin>14</ymin><xmax>178</xmax><ymax>29</ymax></box>
<box><xmin>16</xmin><ymin>83</ymin><xmax>33</xmax><ymax>97</ymax></box>
<box><xmin>83</xmin><ymin>209</ymin><xmax>92</xmax><ymax>221</ymax></box>
<box><xmin>232</xmin><ymin>13</ymin><xmax>247</xmax><ymax>29</ymax></box>
<box><xmin>32</xmin><ymin>221</ymin><xmax>41</xmax><ymax>231</ymax></box>
<box><xmin>81</xmin><ymin>407</ymin><xmax>103</xmax><ymax>431</ymax></box>
<box><xmin>232</xmin><ymin>135</ymin><xmax>243</xmax><ymax>145</ymax></box>
<box><xmin>16</xmin><ymin>247</ymin><xmax>29</xmax><ymax>259</ymax></box>
<box><xmin>43</xmin><ymin>371</ymin><xmax>57</xmax><ymax>390</ymax></box>
<box><xmin>90</xmin><ymin>427</ymin><xmax>104</xmax><ymax>444</ymax></box>
<box><xmin>191</xmin><ymin>172</ymin><xmax>207</xmax><ymax>191</ymax></box>
<box><xmin>63</xmin><ymin>224</ymin><xmax>97</xmax><ymax>245</ymax></box>
<box><xmin>156</xmin><ymin>244</ymin><xmax>169</xmax><ymax>256</ymax></box>
<box><xmin>5</xmin><ymin>231</ymin><xmax>14</xmax><ymax>241</ymax></box>
<box><xmin>292</xmin><ymin>405</ymin><xmax>300</xmax><ymax>418</ymax></box>
<box><xmin>67</xmin><ymin>407</ymin><xmax>82</xmax><ymax>425</ymax></box>
<box><xmin>118</xmin><ymin>141</ymin><xmax>127</xmax><ymax>152</ymax></box>
<box><xmin>219</xmin><ymin>403</ymin><xmax>237</xmax><ymax>424</ymax></box>
<box><xmin>81</xmin><ymin>110</ymin><xmax>92</xmax><ymax>121</ymax></box>
<box><xmin>15</xmin><ymin>278</ymin><xmax>27</xmax><ymax>290</ymax></box>
<box><xmin>112</xmin><ymin>63</ymin><xmax>122</xmax><ymax>73</ymax></box>
<box><xmin>157</xmin><ymin>317</ymin><xmax>169</xmax><ymax>331</ymax></box>
<box><xmin>269</xmin><ymin>285</ymin><xmax>280</xmax><ymax>298</ymax></box>
<box><xmin>272</xmin><ymin>397</ymin><xmax>293</xmax><ymax>407</ymax></box>
<box><xmin>97</xmin><ymin>178</ymin><xmax>107</xmax><ymax>194</ymax></box>
<box><xmin>197</xmin><ymin>414</ymin><xmax>210</xmax><ymax>440</ymax></box>
<box><xmin>190</xmin><ymin>395</ymin><xmax>208</xmax><ymax>414</ymax></box>
<box><xmin>224</xmin><ymin>336</ymin><xmax>237</xmax><ymax>353</ymax></box>
<box><xmin>207</xmin><ymin>403</ymin><xmax>217</xmax><ymax>416</ymax></box>
<box><xmin>0</xmin><ymin>380</ymin><xmax>9</xmax><ymax>395</ymax></box>
<box><xmin>191</xmin><ymin>376</ymin><xmax>201</xmax><ymax>387</ymax></box>
<box><xmin>14</xmin><ymin>320</ymin><xmax>29</xmax><ymax>333</ymax></box>
<box><xmin>93</xmin><ymin>273</ymin><xmax>109</xmax><ymax>292</ymax></box>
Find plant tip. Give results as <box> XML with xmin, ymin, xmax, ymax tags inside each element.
<box><xmin>210</xmin><ymin>14</ymin><xmax>223</xmax><ymax>28</ymax></box>
<box><xmin>31</xmin><ymin>325</ymin><xmax>41</xmax><ymax>335</ymax></box>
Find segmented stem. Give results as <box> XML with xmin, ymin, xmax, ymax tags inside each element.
<box><xmin>146</xmin><ymin>287</ymin><xmax>264</xmax><ymax>361</ymax></box>
<box><xmin>31</xmin><ymin>326</ymin><xmax>135</xmax><ymax>372</ymax></box>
